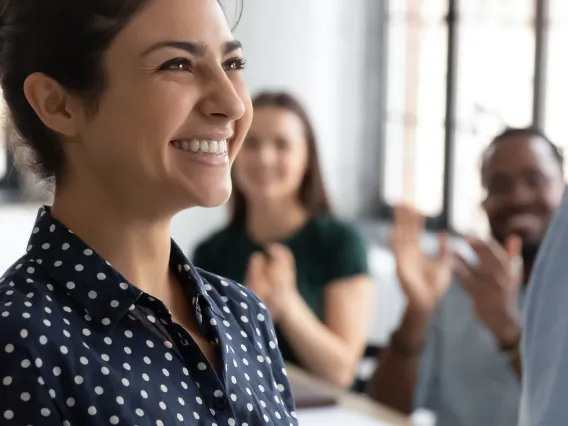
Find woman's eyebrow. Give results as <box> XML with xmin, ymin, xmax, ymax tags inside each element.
<box><xmin>140</xmin><ymin>39</ymin><xmax>242</xmax><ymax>57</ymax></box>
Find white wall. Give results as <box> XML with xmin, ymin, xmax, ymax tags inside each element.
<box><xmin>234</xmin><ymin>0</ymin><xmax>377</xmax><ymax>216</ymax></box>
<box><xmin>0</xmin><ymin>204</ymin><xmax>39</xmax><ymax>273</ymax></box>
<box><xmin>234</xmin><ymin>0</ymin><xmax>343</xmax><ymax>207</ymax></box>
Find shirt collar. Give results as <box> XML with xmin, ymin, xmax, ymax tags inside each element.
<box><xmin>27</xmin><ymin>206</ymin><xmax>224</xmax><ymax>328</ymax></box>
<box><xmin>169</xmin><ymin>241</ymin><xmax>226</xmax><ymax>319</ymax></box>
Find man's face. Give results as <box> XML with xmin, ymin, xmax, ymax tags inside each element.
<box><xmin>482</xmin><ymin>135</ymin><xmax>565</xmax><ymax>254</ymax></box>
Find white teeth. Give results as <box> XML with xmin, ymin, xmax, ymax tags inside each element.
<box><xmin>172</xmin><ymin>139</ymin><xmax>228</xmax><ymax>154</ymax></box>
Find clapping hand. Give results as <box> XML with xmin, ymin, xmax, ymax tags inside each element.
<box><xmin>391</xmin><ymin>205</ymin><xmax>453</xmax><ymax>314</ymax></box>
<box><xmin>454</xmin><ymin>235</ymin><xmax>523</xmax><ymax>346</ymax></box>
<box><xmin>245</xmin><ymin>244</ymin><xmax>299</xmax><ymax>323</ymax></box>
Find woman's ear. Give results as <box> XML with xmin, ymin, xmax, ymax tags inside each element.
<box><xmin>23</xmin><ymin>72</ymin><xmax>85</xmax><ymax>138</ymax></box>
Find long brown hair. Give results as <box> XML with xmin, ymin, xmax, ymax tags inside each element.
<box><xmin>229</xmin><ymin>91</ymin><xmax>332</xmax><ymax>226</ymax></box>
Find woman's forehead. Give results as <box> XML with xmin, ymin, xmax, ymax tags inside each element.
<box><xmin>114</xmin><ymin>0</ymin><xmax>234</xmax><ymax>54</ymax></box>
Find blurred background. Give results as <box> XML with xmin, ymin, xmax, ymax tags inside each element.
<box><xmin>0</xmin><ymin>0</ymin><xmax>566</xmax><ymax>379</ymax></box>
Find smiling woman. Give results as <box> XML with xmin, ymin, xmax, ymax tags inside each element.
<box><xmin>0</xmin><ymin>0</ymin><xmax>298</xmax><ymax>425</ymax></box>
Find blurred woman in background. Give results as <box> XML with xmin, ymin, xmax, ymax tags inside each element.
<box><xmin>194</xmin><ymin>91</ymin><xmax>373</xmax><ymax>387</ymax></box>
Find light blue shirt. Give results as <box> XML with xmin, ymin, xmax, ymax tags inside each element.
<box><xmin>416</xmin><ymin>284</ymin><xmax>523</xmax><ymax>426</ymax></box>
<box><xmin>520</xmin><ymin>188</ymin><xmax>568</xmax><ymax>426</ymax></box>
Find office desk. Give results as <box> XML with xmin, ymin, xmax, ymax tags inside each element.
<box><xmin>286</xmin><ymin>364</ymin><xmax>411</xmax><ymax>426</ymax></box>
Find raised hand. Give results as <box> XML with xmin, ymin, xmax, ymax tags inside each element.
<box><xmin>391</xmin><ymin>204</ymin><xmax>453</xmax><ymax>313</ymax></box>
<box><xmin>454</xmin><ymin>235</ymin><xmax>523</xmax><ymax>346</ymax></box>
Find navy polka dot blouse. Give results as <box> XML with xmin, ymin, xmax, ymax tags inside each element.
<box><xmin>0</xmin><ymin>207</ymin><xmax>298</xmax><ymax>425</ymax></box>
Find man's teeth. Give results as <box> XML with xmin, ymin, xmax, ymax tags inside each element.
<box><xmin>172</xmin><ymin>139</ymin><xmax>228</xmax><ymax>154</ymax></box>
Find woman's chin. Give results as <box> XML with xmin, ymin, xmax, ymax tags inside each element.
<box><xmin>246</xmin><ymin>188</ymin><xmax>286</xmax><ymax>205</ymax></box>
<box><xmin>185</xmin><ymin>185</ymin><xmax>232</xmax><ymax>209</ymax></box>
<box><xmin>171</xmin><ymin>170</ymin><xmax>234</xmax><ymax>209</ymax></box>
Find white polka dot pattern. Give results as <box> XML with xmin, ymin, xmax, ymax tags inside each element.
<box><xmin>0</xmin><ymin>207</ymin><xmax>297</xmax><ymax>425</ymax></box>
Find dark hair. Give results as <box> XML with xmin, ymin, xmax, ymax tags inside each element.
<box><xmin>229</xmin><ymin>91</ymin><xmax>332</xmax><ymax>226</ymax></box>
<box><xmin>481</xmin><ymin>126</ymin><xmax>564</xmax><ymax>186</ymax></box>
<box><xmin>0</xmin><ymin>0</ymin><xmax>242</xmax><ymax>183</ymax></box>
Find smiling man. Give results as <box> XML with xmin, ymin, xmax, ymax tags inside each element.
<box><xmin>366</xmin><ymin>127</ymin><xmax>565</xmax><ymax>426</ymax></box>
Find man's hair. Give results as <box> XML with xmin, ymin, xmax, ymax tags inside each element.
<box><xmin>481</xmin><ymin>126</ymin><xmax>564</xmax><ymax>186</ymax></box>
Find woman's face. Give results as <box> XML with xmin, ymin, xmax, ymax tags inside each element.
<box><xmin>68</xmin><ymin>0</ymin><xmax>252</xmax><ymax>212</ymax></box>
<box><xmin>233</xmin><ymin>106</ymin><xmax>309</xmax><ymax>204</ymax></box>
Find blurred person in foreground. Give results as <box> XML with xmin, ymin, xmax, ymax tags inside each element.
<box><xmin>366</xmin><ymin>127</ymin><xmax>565</xmax><ymax>426</ymax></box>
<box><xmin>194</xmin><ymin>91</ymin><xmax>373</xmax><ymax>387</ymax></box>
<box><xmin>519</xmin><ymin>170</ymin><xmax>568</xmax><ymax>424</ymax></box>
<box><xmin>519</xmin><ymin>186</ymin><xmax>568</xmax><ymax>426</ymax></box>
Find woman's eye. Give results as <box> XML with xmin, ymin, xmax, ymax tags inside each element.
<box><xmin>159</xmin><ymin>58</ymin><xmax>193</xmax><ymax>72</ymax></box>
<box><xmin>224</xmin><ymin>57</ymin><xmax>247</xmax><ymax>71</ymax></box>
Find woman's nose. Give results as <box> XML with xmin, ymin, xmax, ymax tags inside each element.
<box><xmin>200</xmin><ymin>74</ymin><xmax>246</xmax><ymax>122</ymax></box>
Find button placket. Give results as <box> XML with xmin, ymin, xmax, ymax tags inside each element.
<box><xmin>170</xmin><ymin>306</ymin><xmax>238</xmax><ymax>424</ymax></box>
<box><xmin>214</xmin><ymin>393</ymin><xmax>229</xmax><ymax>410</ymax></box>
<box><xmin>162</xmin><ymin>321</ymin><xmax>234</xmax><ymax>420</ymax></box>
<box><xmin>195</xmin><ymin>296</ymin><xmax>233</xmax><ymax>384</ymax></box>
<box><xmin>207</xmin><ymin>388</ymin><xmax>238</xmax><ymax>425</ymax></box>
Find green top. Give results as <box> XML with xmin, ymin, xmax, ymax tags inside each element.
<box><xmin>192</xmin><ymin>214</ymin><xmax>369</xmax><ymax>365</ymax></box>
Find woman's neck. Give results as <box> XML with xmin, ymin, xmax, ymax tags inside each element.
<box><xmin>245</xmin><ymin>198</ymin><xmax>310</xmax><ymax>244</ymax></box>
<box><xmin>51</xmin><ymin>186</ymin><xmax>174</xmax><ymax>300</ymax></box>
